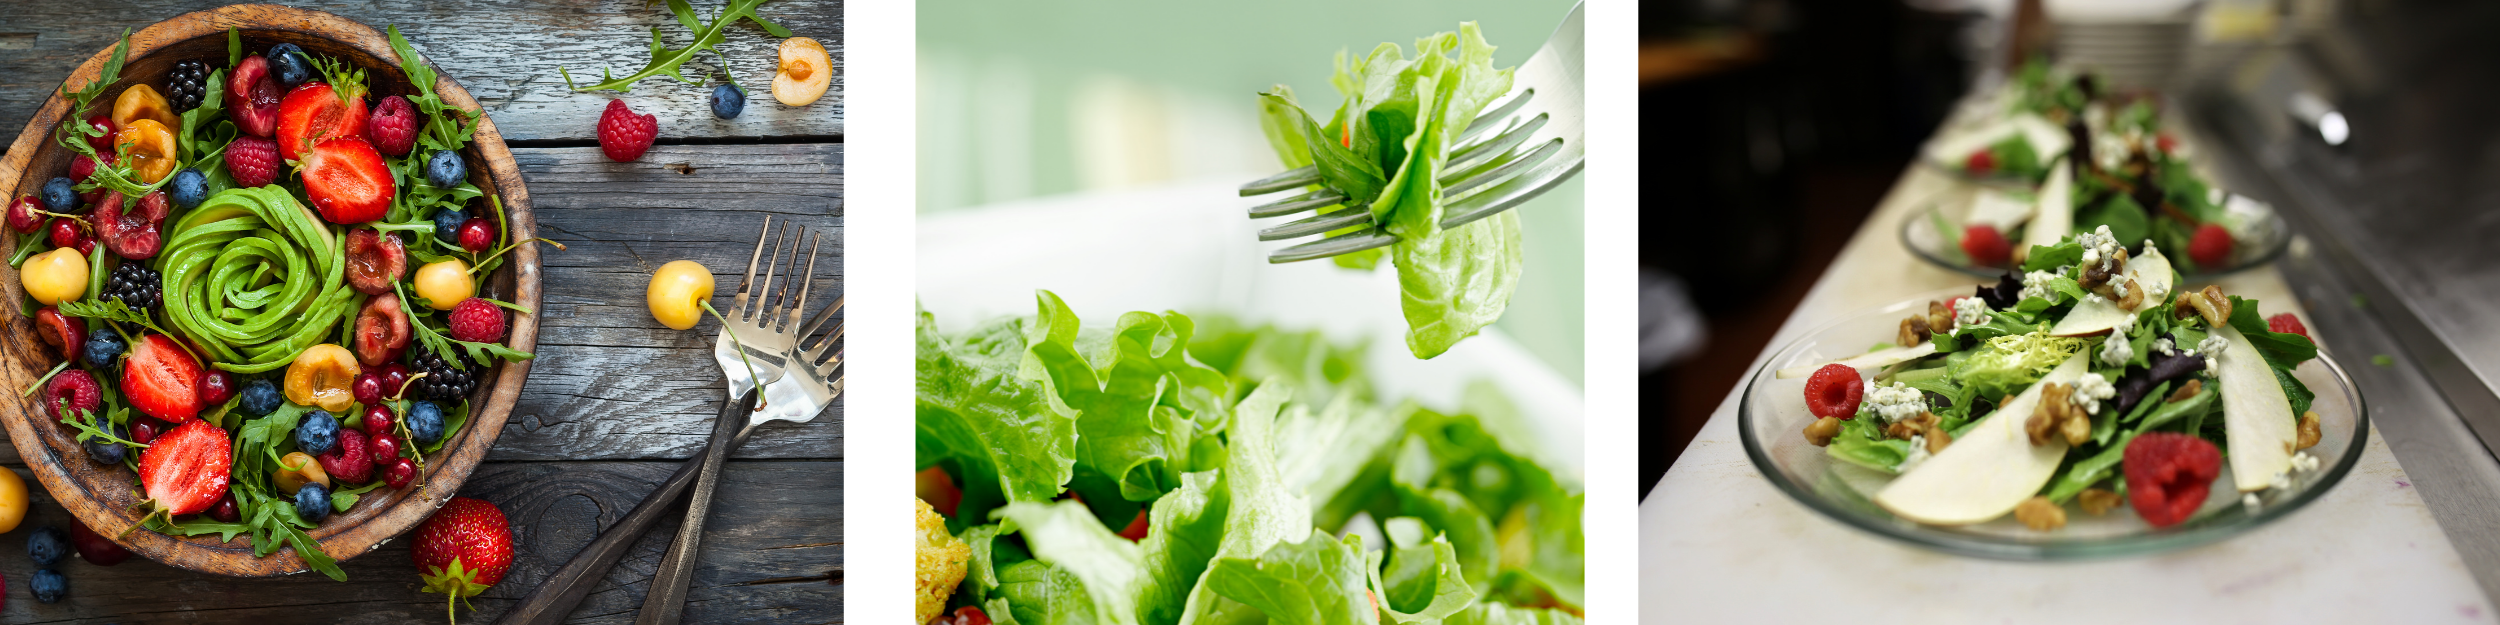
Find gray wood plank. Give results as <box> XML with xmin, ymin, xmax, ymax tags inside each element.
<box><xmin>0</xmin><ymin>461</ymin><xmax>839</xmax><ymax>624</ymax></box>
<box><xmin>0</xmin><ymin>0</ymin><xmax>842</xmax><ymax>143</ymax></box>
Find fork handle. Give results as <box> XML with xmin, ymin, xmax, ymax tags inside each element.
<box><xmin>493</xmin><ymin>394</ymin><xmax>759</xmax><ymax>625</ymax></box>
<box><xmin>633</xmin><ymin>385</ymin><xmax>753</xmax><ymax>625</ymax></box>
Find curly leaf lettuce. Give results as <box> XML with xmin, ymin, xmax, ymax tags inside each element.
<box><xmin>917</xmin><ymin>307</ymin><xmax>1079</xmax><ymax>524</ymax></box>
<box><xmin>1202</xmin><ymin>530</ymin><xmax>1376</xmax><ymax>625</ymax></box>
<box><xmin>1373</xmin><ymin>517</ymin><xmax>1479</xmax><ymax>623</ymax></box>
<box><xmin>1025</xmin><ymin>292</ymin><xmax>1232</xmax><ymax>503</ymax></box>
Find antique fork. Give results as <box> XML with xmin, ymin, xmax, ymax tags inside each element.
<box><xmin>492</xmin><ymin>226</ymin><xmax>826</xmax><ymax>625</ymax></box>
<box><xmin>1239</xmin><ymin>0</ymin><xmax>1586</xmax><ymax>263</ymax></box>
<box><xmin>638</xmin><ymin>233</ymin><xmax>836</xmax><ymax>625</ymax></box>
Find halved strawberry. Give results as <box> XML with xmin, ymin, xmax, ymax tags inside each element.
<box><xmin>138</xmin><ymin>419</ymin><xmax>232</xmax><ymax>520</ymax></box>
<box><xmin>122</xmin><ymin>334</ymin><xmax>203</xmax><ymax>423</ymax></box>
<box><xmin>277</xmin><ymin>82</ymin><xmax>369</xmax><ymax>163</ymax></box>
<box><xmin>299</xmin><ymin>137</ymin><xmax>395</xmax><ymax>224</ymax></box>
<box><xmin>225</xmin><ymin>56</ymin><xmax>281</xmax><ymax>138</ymax></box>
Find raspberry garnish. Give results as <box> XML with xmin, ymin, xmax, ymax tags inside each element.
<box><xmin>2267</xmin><ymin>313</ymin><xmax>2311</xmax><ymax>341</ymax></box>
<box><xmin>1803</xmin><ymin>363</ymin><xmax>1864</xmax><ymax>420</ymax></box>
<box><xmin>2189</xmin><ymin>223</ymin><xmax>2234</xmax><ymax>269</ymax></box>
<box><xmin>1965</xmin><ymin>149</ymin><xmax>1996</xmax><ymax>175</ymax></box>
<box><xmin>1961</xmin><ymin>224</ymin><xmax>2012</xmax><ymax>267</ymax></box>
<box><xmin>368</xmin><ymin>95</ymin><xmax>419</xmax><ymax>157</ymax></box>
<box><xmin>226</xmin><ymin>135</ymin><xmax>281</xmax><ymax>188</ymax></box>
<box><xmin>2123</xmin><ymin>431</ymin><xmax>2223</xmax><ymax>528</ymax></box>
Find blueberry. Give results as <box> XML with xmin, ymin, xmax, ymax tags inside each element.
<box><xmin>83</xmin><ymin>326</ymin><xmax>124</xmax><ymax>370</ymax></box>
<box><xmin>83</xmin><ymin>421</ymin><xmax>127</xmax><ymax>465</ymax></box>
<box><xmin>296</xmin><ymin>410</ymin><xmax>340</xmax><ymax>456</ymax></box>
<box><xmin>169</xmin><ymin>168</ymin><xmax>208</xmax><ymax>209</ymax></box>
<box><xmin>711</xmin><ymin>84</ymin><xmax>745</xmax><ymax>119</ymax></box>
<box><xmin>27</xmin><ymin>526</ymin><xmax>69</xmax><ymax>567</ymax></box>
<box><xmin>295</xmin><ymin>482</ymin><xmax>332</xmax><ymax>523</ymax></box>
<box><xmin>238</xmin><ymin>379</ymin><xmax>283</xmax><ymax>417</ymax></box>
<box><xmin>41</xmin><ymin>177</ymin><xmax>77</xmax><ymax>212</ymax></box>
<box><xmin>426</xmin><ymin>150</ymin><xmax>467</xmax><ymax>189</ymax></box>
<box><xmin>407</xmin><ymin>401</ymin><xmax>445</xmax><ymax>446</ymax></box>
<box><xmin>29</xmin><ymin>568</ymin><xmax>65</xmax><ymax>604</ymax></box>
<box><xmin>267</xmin><ymin>43</ymin><xmax>311</xmax><ymax>88</ymax></box>
<box><xmin>432</xmin><ymin>208</ymin><xmax>469</xmax><ymax>240</ymax></box>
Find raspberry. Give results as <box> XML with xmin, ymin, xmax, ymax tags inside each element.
<box><xmin>1960</xmin><ymin>224</ymin><xmax>2011</xmax><ymax>267</ymax></box>
<box><xmin>368</xmin><ymin>95</ymin><xmax>418</xmax><ymax>157</ymax></box>
<box><xmin>2267</xmin><ymin>313</ymin><xmax>2311</xmax><ymax>341</ymax></box>
<box><xmin>1802</xmin><ymin>363</ymin><xmax>1864</xmax><ymax>420</ymax></box>
<box><xmin>2123</xmin><ymin>431</ymin><xmax>2223</xmax><ymax>528</ymax></box>
<box><xmin>597</xmin><ymin>99</ymin><xmax>658</xmax><ymax>162</ymax></box>
<box><xmin>2188</xmin><ymin>223</ymin><xmax>2234</xmax><ymax>269</ymax></box>
<box><xmin>44</xmin><ymin>369</ymin><xmax>103</xmax><ymax>423</ymax></box>
<box><xmin>448</xmin><ymin>298</ymin><xmax>506</xmax><ymax>343</ymax></box>
<box><xmin>227</xmin><ymin>135</ymin><xmax>281</xmax><ymax>188</ymax></box>
<box><xmin>1965</xmin><ymin>149</ymin><xmax>1995</xmax><ymax>175</ymax></box>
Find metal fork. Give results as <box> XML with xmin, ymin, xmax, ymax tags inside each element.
<box><xmin>638</xmin><ymin>233</ymin><xmax>835</xmax><ymax>625</ymax></box>
<box><xmin>713</xmin><ymin>218</ymin><xmax>808</xmax><ymax>403</ymax></box>
<box><xmin>1239</xmin><ymin>1</ymin><xmax>1586</xmax><ymax>263</ymax></box>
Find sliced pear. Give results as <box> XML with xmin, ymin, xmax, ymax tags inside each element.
<box><xmin>1775</xmin><ymin>342</ymin><xmax>1939</xmax><ymax>379</ymax></box>
<box><xmin>1874</xmin><ymin>352</ymin><xmax>2089</xmax><ymax>525</ymax></box>
<box><xmin>1965</xmin><ymin>188</ymin><xmax>2035</xmax><ymax>232</ymax></box>
<box><xmin>2215</xmin><ymin>324</ymin><xmax>2297</xmax><ymax>492</ymax></box>
<box><xmin>2018</xmin><ymin>163</ymin><xmax>2074</xmax><ymax>254</ymax></box>
<box><xmin>1924</xmin><ymin>113</ymin><xmax>2072</xmax><ymax>171</ymax></box>
<box><xmin>2047</xmin><ymin>247</ymin><xmax>2175</xmax><ymax>336</ymax></box>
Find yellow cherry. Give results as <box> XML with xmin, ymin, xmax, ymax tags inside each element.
<box><xmin>413</xmin><ymin>259</ymin><xmax>474</xmax><ymax>310</ymax></box>
<box><xmin>0</xmin><ymin>468</ymin><xmax>27</xmax><ymax>533</ymax></box>
<box><xmin>23</xmin><ymin>247</ymin><xmax>89</xmax><ymax>305</ymax></box>
<box><xmin>646</xmin><ymin>260</ymin><xmax>714</xmax><ymax>331</ymax></box>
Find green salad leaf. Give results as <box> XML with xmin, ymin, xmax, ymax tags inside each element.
<box><xmin>1203</xmin><ymin>530</ymin><xmax>1376</xmax><ymax>625</ymax></box>
<box><xmin>918</xmin><ymin>306</ymin><xmax>1080</xmax><ymax>523</ymax></box>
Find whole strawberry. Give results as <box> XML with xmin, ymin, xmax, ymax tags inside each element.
<box><xmin>413</xmin><ymin>496</ymin><xmax>514</xmax><ymax>622</ymax></box>
<box><xmin>368</xmin><ymin>95</ymin><xmax>419</xmax><ymax>157</ymax></box>
<box><xmin>227</xmin><ymin>135</ymin><xmax>281</xmax><ymax>188</ymax></box>
<box><xmin>596</xmin><ymin>99</ymin><xmax>657</xmax><ymax>162</ymax></box>
<box><xmin>447</xmin><ymin>297</ymin><xmax>506</xmax><ymax>343</ymax></box>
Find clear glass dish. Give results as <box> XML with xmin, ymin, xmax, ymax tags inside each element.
<box><xmin>1737</xmin><ymin>289</ymin><xmax>2367</xmax><ymax>560</ymax></box>
<box><xmin>1900</xmin><ymin>193</ymin><xmax>2293</xmax><ymax>280</ymax></box>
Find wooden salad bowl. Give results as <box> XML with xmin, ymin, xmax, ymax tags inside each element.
<box><xmin>0</xmin><ymin>5</ymin><xmax>539</xmax><ymax>577</ymax></box>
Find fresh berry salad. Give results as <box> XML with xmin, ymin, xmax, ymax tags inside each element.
<box><xmin>1782</xmin><ymin>227</ymin><xmax>2323</xmax><ymax>532</ymax></box>
<box><xmin>9</xmin><ymin>28</ymin><xmax>536</xmax><ymax>580</ymax></box>
<box><xmin>1922</xmin><ymin>59</ymin><xmax>2273</xmax><ymax>274</ymax></box>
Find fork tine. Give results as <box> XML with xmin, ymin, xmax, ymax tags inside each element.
<box><xmin>1444</xmin><ymin>138</ymin><xmax>1563</xmax><ymax>199</ymax></box>
<box><xmin>798</xmin><ymin>296</ymin><xmax>842</xmax><ymax>342</ymax></box>
<box><xmin>1247</xmin><ymin>188</ymin><xmax>1348</xmax><ymax>218</ymax></box>
<box><xmin>1239</xmin><ymin>166</ymin><xmax>1322</xmax><ymax>196</ymax></box>
<box><xmin>770</xmin><ymin>225</ymin><xmax>806</xmax><ymax>330</ymax></box>
<box><xmin>1439</xmin><ymin>143</ymin><xmax>1583</xmax><ymax>230</ymax></box>
<box><xmin>782</xmin><ymin>233</ymin><xmax>820</xmax><ymax>333</ymax></box>
<box><xmin>1258</xmin><ymin>209</ymin><xmax>1374</xmax><ymax>241</ymax></box>
<box><xmin>1456</xmin><ymin>87</ymin><xmax>1535</xmax><ymax>143</ymax></box>
<box><xmin>753</xmin><ymin>223</ymin><xmax>791</xmax><ymax>324</ymax></box>
<box><xmin>1447</xmin><ymin>113</ymin><xmax>1548</xmax><ymax>172</ymax></box>
<box><xmin>731</xmin><ymin>216</ymin><xmax>771</xmax><ymax>318</ymax></box>
<box><xmin>1268</xmin><ymin>227</ymin><xmax>1398</xmax><ymax>264</ymax></box>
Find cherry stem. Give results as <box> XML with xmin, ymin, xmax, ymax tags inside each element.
<box><xmin>464</xmin><ymin>237</ymin><xmax>564</xmax><ymax>276</ymax></box>
<box><xmin>701</xmin><ymin>300</ymin><xmax>768</xmax><ymax>409</ymax></box>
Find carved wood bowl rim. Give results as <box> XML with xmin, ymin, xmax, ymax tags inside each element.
<box><xmin>0</xmin><ymin>4</ymin><xmax>540</xmax><ymax>577</ymax></box>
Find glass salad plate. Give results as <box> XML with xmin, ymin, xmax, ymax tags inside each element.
<box><xmin>1900</xmin><ymin>186</ymin><xmax>2294</xmax><ymax>280</ymax></box>
<box><xmin>1736</xmin><ymin>289</ymin><xmax>2367</xmax><ymax>560</ymax></box>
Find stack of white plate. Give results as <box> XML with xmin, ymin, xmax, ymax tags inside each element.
<box><xmin>2047</xmin><ymin>0</ymin><xmax>2197</xmax><ymax>91</ymax></box>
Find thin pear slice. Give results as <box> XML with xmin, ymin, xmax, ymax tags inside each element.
<box><xmin>1776</xmin><ymin>342</ymin><xmax>1940</xmax><ymax>379</ymax></box>
<box><xmin>2018</xmin><ymin>164</ymin><xmax>2075</xmax><ymax>254</ymax></box>
<box><xmin>2047</xmin><ymin>247</ymin><xmax>2175</xmax><ymax>337</ymax></box>
<box><xmin>1925</xmin><ymin>113</ymin><xmax>2073</xmax><ymax>171</ymax></box>
<box><xmin>1874</xmin><ymin>352</ymin><xmax>2090</xmax><ymax>525</ymax></box>
<box><xmin>2215</xmin><ymin>324</ymin><xmax>2297</xmax><ymax>492</ymax></box>
<box><xmin>1966</xmin><ymin>188</ymin><xmax>2036</xmax><ymax>232</ymax></box>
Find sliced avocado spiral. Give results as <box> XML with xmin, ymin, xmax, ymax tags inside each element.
<box><xmin>158</xmin><ymin>186</ymin><xmax>363</xmax><ymax>373</ymax></box>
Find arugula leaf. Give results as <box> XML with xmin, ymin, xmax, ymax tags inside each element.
<box><xmin>1202</xmin><ymin>530</ymin><xmax>1373</xmax><ymax>625</ymax></box>
<box><xmin>562</xmin><ymin>0</ymin><xmax>789</xmax><ymax>93</ymax></box>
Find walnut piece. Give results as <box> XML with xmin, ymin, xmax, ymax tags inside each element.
<box><xmin>1926</xmin><ymin>300</ymin><xmax>1955</xmax><ymax>335</ymax></box>
<box><xmin>2297</xmin><ymin>411</ymin><xmax>2323</xmax><ymax>450</ymax></box>
<box><xmin>2077</xmin><ymin>488</ymin><xmax>2123</xmax><ymax>516</ymax></box>
<box><xmin>2015</xmin><ymin>496</ymin><xmax>2067</xmax><ymax>531</ymax></box>
<box><xmin>2167</xmin><ymin>379</ymin><xmax>2203</xmax><ymax>403</ymax></box>
<box><xmin>1924</xmin><ymin>423</ymin><xmax>1953</xmax><ymax>453</ymax></box>
<box><xmin>1885</xmin><ymin>412</ymin><xmax>1941</xmax><ymax>441</ymax></box>
<box><xmin>1898</xmin><ymin>316</ymin><xmax>1932</xmax><ymax>347</ymax></box>
<box><xmin>2061</xmin><ymin>409</ymin><xmax>2093</xmax><ymax>446</ymax></box>
<box><xmin>2028</xmin><ymin>382</ymin><xmax>2076</xmax><ymax>446</ymax></box>
<box><xmin>1804</xmin><ymin>417</ymin><xmax>1843</xmax><ymax>447</ymax></box>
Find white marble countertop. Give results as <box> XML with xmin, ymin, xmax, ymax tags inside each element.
<box><xmin>1638</xmin><ymin>164</ymin><xmax>2497</xmax><ymax>624</ymax></box>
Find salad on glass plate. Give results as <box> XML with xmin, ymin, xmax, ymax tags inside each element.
<box><xmin>1904</xmin><ymin>60</ymin><xmax>2288</xmax><ymax>278</ymax></box>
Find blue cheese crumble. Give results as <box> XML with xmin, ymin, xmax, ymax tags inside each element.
<box><xmin>2072</xmin><ymin>372</ymin><xmax>2117</xmax><ymax>415</ymax></box>
<box><xmin>1953</xmin><ymin>296</ymin><xmax>1992</xmax><ymax>329</ymax></box>
<box><xmin>1865</xmin><ymin>382</ymin><xmax>1927</xmax><ymax>423</ymax></box>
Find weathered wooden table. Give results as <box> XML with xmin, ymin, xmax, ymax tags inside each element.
<box><xmin>0</xmin><ymin>2</ymin><xmax>842</xmax><ymax>622</ymax></box>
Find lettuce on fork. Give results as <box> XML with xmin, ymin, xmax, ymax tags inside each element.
<box><xmin>917</xmin><ymin>291</ymin><xmax>1584</xmax><ymax>624</ymax></box>
<box><xmin>1259</xmin><ymin>23</ymin><xmax>1524</xmax><ymax>359</ymax></box>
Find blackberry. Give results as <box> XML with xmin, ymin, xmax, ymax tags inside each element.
<box><xmin>410</xmin><ymin>350</ymin><xmax>477</xmax><ymax>403</ymax></box>
<box><xmin>103</xmin><ymin>264</ymin><xmax>162</xmax><ymax>311</ymax></box>
<box><xmin>168</xmin><ymin>59</ymin><xmax>210</xmax><ymax>113</ymax></box>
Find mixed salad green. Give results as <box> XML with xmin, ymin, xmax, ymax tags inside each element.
<box><xmin>1258</xmin><ymin>24</ymin><xmax>1524</xmax><ymax>360</ymax></box>
<box><xmin>918</xmin><ymin>291</ymin><xmax>1583</xmax><ymax>624</ymax></box>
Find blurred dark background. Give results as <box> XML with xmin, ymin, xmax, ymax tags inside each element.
<box><xmin>1639</xmin><ymin>0</ymin><xmax>1987</xmax><ymax>498</ymax></box>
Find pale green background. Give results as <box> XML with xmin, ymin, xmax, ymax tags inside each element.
<box><xmin>919</xmin><ymin>0</ymin><xmax>1583</xmax><ymax>382</ymax></box>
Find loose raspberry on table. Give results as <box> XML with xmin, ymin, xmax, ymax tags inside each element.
<box><xmin>227</xmin><ymin>135</ymin><xmax>281</xmax><ymax>188</ymax></box>
<box><xmin>2267</xmin><ymin>313</ymin><xmax>2311</xmax><ymax>341</ymax></box>
<box><xmin>597</xmin><ymin>99</ymin><xmax>657</xmax><ymax>162</ymax></box>
<box><xmin>1803</xmin><ymin>363</ymin><xmax>1864</xmax><ymax>420</ymax></box>
<box><xmin>2123</xmin><ymin>431</ymin><xmax>2223</xmax><ymax>528</ymax></box>
<box><xmin>368</xmin><ymin>95</ymin><xmax>418</xmax><ymax>157</ymax></box>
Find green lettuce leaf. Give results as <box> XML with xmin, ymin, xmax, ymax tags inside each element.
<box><xmin>1025</xmin><ymin>292</ymin><xmax>1232</xmax><ymax>502</ymax></box>
<box><xmin>1203</xmin><ymin>530</ymin><xmax>1375</xmax><ymax>625</ymax></box>
<box><xmin>1374</xmin><ymin>517</ymin><xmax>1478</xmax><ymax>620</ymax></box>
<box><xmin>1137</xmin><ymin>470</ymin><xmax>1230</xmax><ymax>625</ymax></box>
<box><xmin>1000</xmin><ymin>500</ymin><xmax>1147</xmax><ymax>625</ymax></box>
<box><xmin>1178</xmin><ymin>382</ymin><xmax>1313</xmax><ymax>623</ymax></box>
<box><xmin>918</xmin><ymin>307</ymin><xmax>1079</xmax><ymax>523</ymax></box>
<box><xmin>1949</xmin><ymin>331</ymin><xmax>2088</xmax><ymax>400</ymax></box>
<box><xmin>995</xmin><ymin>559</ymin><xmax>1101</xmax><ymax>625</ymax></box>
<box><xmin>1443</xmin><ymin>602</ymin><xmax>1586</xmax><ymax>625</ymax></box>
<box><xmin>1395</xmin><ymin>210</ymin><xmax>1524</xmax><ymax>359</ymax></box>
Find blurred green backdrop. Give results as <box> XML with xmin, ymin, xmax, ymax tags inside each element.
<box><xmin>919</xmin><ymin>0</ymin><xmax>1583</xmax><ymax>383</ymax></box>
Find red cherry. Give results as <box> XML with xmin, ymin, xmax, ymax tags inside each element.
<box><xmin>82</xmin><ymin>115</ymin><xmax>116</xmax><ymax>154</ymax></box>
<box><xmin>48</xmin><ymin>218</ymin><xmax>82</xmax><ymax>249</ymax></box>
<box><xmin>208</xmin><ymin>491</ymin><xmax>241</xmax><ymax>523</ymax></box>
<box><xmin>8</xmin><ymin>197</ymin><xmax>42</xmax><ymax>234</ymax></box>
<box><xmin>352</xmin><ymin>372</ymin><xmax>384</xmax><ymax>406</ymax></box>
<box><xmin>457</xmin><ymin>217</ymin><xmax>496</xmax><ymax>253</ymax></box>
<box><xmin>378</xmin><ymin>363</ymin><xmax>412</xmax><ymax>398</ymax></box>
<box><xmin>363</xmin><ymin>403</ymin><xmax>396</xmax><ymax>435</ymax></box>
<box><xmin>197</xmin><ymin>370</ymin><xmax>237</xmax><ymax>407</ymax></box>
<box><xmin>370</xmin><ymin>431</ymin><xmax>402</xmax><ymax>461</ymax></box>
<box><xmin>383</xmin><ymin>457</ymin><xmax>417</xmax><ymax>489</ymax></box>
<box><xmin>130</xmin><ymin>418</ymin><xmax>162</xmax><ymax>446</ymax></box>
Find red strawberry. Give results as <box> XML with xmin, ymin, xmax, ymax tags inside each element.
<box><xmin>2189</xmin><ymin>223</ymin><xmax>2234</xmax><ymax>269</ymax></box>
<box><xmin>1961</xmin><ymin>224</ymin><xmax>2012</xmax><ymax>267</ymax></box>
<box><xmin>227</xmin><ymin>135</ymin><xmax>281</xmax><ymax>188</ymax></box>
<box><xmin>597</xmin><ymin>99</ymin><xmax>657</xmax><ymax>162</ymax></box>
<box><xmin>447</xmin><ymin>297</ymin><xmax>506</xmax><ymax>343</ymax></box>
<box><xmin>299</xmin><ymin>137</ymin><xmax>395</xmax><ymax>224</ymax></box>
<box><xmin>34</xmin><ymin>307</ymin><xmax>84</xmax><ymax>361</ymax></box>
<box><xmin>123</xmin><ymin>334</ymin><xmax>204</xmax><ymax>423</ymax></box>
<box><xmin>1803</xmin><ymin>363</ymin><xmax>1863</xmax><ymax>419</ymax></box>
<box><xmin>368</xmin><ymin>95</ymin><xmax>418</xmax><ymax>156</ymax></box>
<box><xmin>43</xmin><ymin>370</ymin><xmax>102</xmax><ymax>423</ymax></box>
<box><xmin>277</xmin><ymin>82</ymin><xmax>370</xmax><ymax>163</ymax></box>
<box><xmin>137</xmin><ymin>419</ymin><xmax>232</xmax><ymax>520</ymax></box>
<box><xmin>318</xmin><ymin>428</ymin><xmax>375</xmax><ymax>485</ymax></box>
<box><xmin>413</xmin><ymin>496</ymin><xmax>515</xmax><ymax>617</ymax></box>
<box><xmin>225</xmin><ymin>56</ymin><xmax>281</xmax><ymax>138</ymax></box>
<box><xmin>96</xmin><ymin>190</ymin><xmax>170</xmax><ymax>259</ymax></box>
